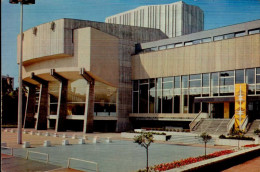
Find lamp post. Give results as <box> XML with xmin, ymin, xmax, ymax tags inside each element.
<box><xmin>9</xmin><ymin>0</ymin><xmax>35</xmax><ymax>144</ymax></box>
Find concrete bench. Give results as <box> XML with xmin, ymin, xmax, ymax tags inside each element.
<box><xmin>93</xmin><ymin>136</ymin><xmax>99</xmax><ymax>143</ymax></box>
<box><xmin>23</xmin><ymin>141</ymin><xmax>30</xmax><ymax>148</ymax></box>
<box><xmin>62</xmin><ymin>140</ymin><xmax>69</xmax><ymax>146</ymax></box>
<box><xmin>78</xmin><ymin>139</ymin><xmax>85</xmax><ymax>144</ymax></box>
<box><xmin>43</xmin><ymin>140</ymin><xmax>51</xmax><ymax>147</ymax></box>
<box><xmin>106</xmin><ymin>137</ymin><xmax>112</xmax><ymax>143</ymax></box>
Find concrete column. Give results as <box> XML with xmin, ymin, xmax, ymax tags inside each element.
<box><xmin>50</xmin><ymin>69</ymin><xmax>68</xmax><ymax>132</ymax></box>
<box><xmin>31</xmin><ymin>73</ymin><xmax>48</xmax><ymax>130</ymax></box>
<box><xmin>35</xmin><ymin>84</ymin><xmax>48</xmax><ymax>130</ymax></box>
<box><xmin>83</xmin><ymin>82</ymin><xmax>94</xmax><ymax>133</ymax></box>
<box><xmin>23</xmin><ymin>82</ymin><xmax>36</xmax><ymax>128</ymax></box>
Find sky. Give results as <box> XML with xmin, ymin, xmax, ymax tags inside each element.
<box><xmin>1</xmin><ymin>0</ymin><xmax>260</xmax><ymax>88</ymax></box>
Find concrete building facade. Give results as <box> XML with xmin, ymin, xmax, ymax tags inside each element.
<box><xmin>105</xmin><ymin>1</ymin><xmax>204</xmax><ymax>38</ymax></box>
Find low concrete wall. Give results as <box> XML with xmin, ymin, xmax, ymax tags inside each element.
<box><xmin>215</xmin><ymin>137</ymin><xmax>259</xmax><ymax>147</ymax></box>
<box><xmin>168</xmin><ymin>146</ymin><xmax>260</xmax><ymax>172</ymax></box>
<box><xmin>121</xmin><ymin>132</ymin><xmax>170</xmax><ymax>141</ymax></box>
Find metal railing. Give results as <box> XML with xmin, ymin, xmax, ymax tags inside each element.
<box><xmin>67</xmin><ymin>157</ymin><xmax>99</xmax><ymax>172</ymax></box>
<box><xmin>1</xmin><ymin>146</ymin><xmax>13</xmax><ymax>156</ymax></box>
<box><xmin>241</xmin><ymin>115</ymin><xmax>249</xmax><ymax>131</ymax></box>
<box><xmin>227</xmin><ymin>115</ymin><xmax>235</xmax><ymax>134</ymax></box>
<box><xmin>189</xmin><ymin>111</ymin><xmax>203</xmax><ymax>130</ymax></box>
<box><xmin>26</xmin><ymin>150</ymin><xmax>49</xmax><ymax>163</ymax></box>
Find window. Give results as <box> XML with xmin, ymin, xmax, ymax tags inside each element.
<box><xmin>257</xmin><ymin>68</ymin><xmax>260</xmax><ymax>83</ymax></box>
<box><xmin>211</xmin><ymin>73</ymin><xmax>219</xmax><ymax>96</ymax></box>
<box><xmin>224</xmin><ymin>33</ymin><xmax>234</xmax><ymax>39</ymax></box>
<box><xmin>235</xmin><ymin>31</ymin><xmax>246</xmax><ymax>37</ymax></box>
<box><xmin>189</xmin><ymin>74</ymin><xmax>201</xmax><ymax>88</ymax></box>
<box><xmin>184</xmin><ymin>41</ymin><xmax>192</xmax><ymax>46</ymax></box>
<box><xmin>202</xmin><ymin>37</ymin><xmax>211</xmax><ymax>43</ymax></box>
<box><xmin>192</xmin><ymin>39</ymin><xmax>202</xmax><ymax>45</ymax></box>
<box><xmin>175</xmin><ymin>43</ymin><xmax>183</xmax><ymax>47</ymax></box>
<box><xmin>151</xmin><ymin>47</ymin><xmax>157</xmax><ymax>51</ymax></box>
<box><xmin>167</xmin><ymin>44</ymin><xmax>174</xmax><ymax>49</ymax></box>
<box><xmin>149</xmin><ymin>79</ymin><xmax>155</xmax><ymax>113</ymax></box>
<box><xmin>249</xmin><ymin>28</ymin><xmax>260</xmax><ymax>35</ymax></box>
<box><xmin>182</xmin><ymin>76</ymin><xmax>188</xmax><ymax>88</ymax></box>
<box><xmin>246</xmin><ymin>68</ymin><xmax>255</xmax><ymax>84</ymax></box>
<box><xmin>235</xmin><ymin>70</ymin><xmax>244</xmax><ymax>84</ymax></box>
<box><xmin>139</xmin><ymin>79</ymin><xmax>148</xmax><ymax>113</ymax></box>
<box><xmin>159</xmin><ymin>45</ymin><xmax>167</xmax><ymax>50</ymax></box>
<box><xmin>220</xmin><ymin>71</ymin><xmax>234</xmax><ymax>96</ymax></box>
<box><xmin>202</xmin><ymin>73</ymin><xmax>210</xmax><ymax>87</ymax></box>
<box><xmin>214</xmin><ymin>35</ymin><xmax>224</xmax><ymax>41</ymax></box>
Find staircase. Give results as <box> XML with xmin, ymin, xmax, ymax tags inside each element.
<box><xmin>192</xmin><ymin>119</ymin><xmax>230</xmax><ymax>136</ymax></box>
<box><xmin>168</xmin><ymin>134</ymin><xmax>215</xmax><ymax>145</ymax></box>
<box><xmin>245</xmin><ymin>120</ymin><xmax>260</xmax><ymax>136</ymax></box>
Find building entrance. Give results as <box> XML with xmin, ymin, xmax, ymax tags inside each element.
<box><xmin>248</xmin><ymin>101</ymin><xmax>260</xmax><ymax>120</ymax></box>
<box><xmin>210</xmin><ymin>103</ymin><xmax>224</xmax><ymax>118</ymax></box>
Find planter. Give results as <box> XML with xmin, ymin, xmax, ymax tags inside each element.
<box><xmin>121</xmin><ymin>132</ymin><xmax>170</xmax><ymax>141</ymax></box>
<box><xmin>215</xmin><ymin>137</ymin><xmax>259</xmax><ymax>147</ymax></box>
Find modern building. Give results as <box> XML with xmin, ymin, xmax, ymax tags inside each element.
<box><xmin>105</xmin><ymin>1</ymin><xmax>204</xmax><ymax>38</ymax></box>
<box><xmin>20</xmin><ymin>18</ymin><xmax>167</xmax><ymax>132</ymax></box>
<box><xmin>20</xmin><ymin>17</ymin><xmax>260</xmax><ymax>134</ymax></box>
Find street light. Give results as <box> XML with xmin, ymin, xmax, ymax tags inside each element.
<box><xmin>9</xmin><ymin>0</ymin><xmax>35</xmax><ymax>144</ymax></box>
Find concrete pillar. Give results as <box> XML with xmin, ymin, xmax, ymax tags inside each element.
<box><xmin>51</xmin><ymin>69</ymin><xmax>68</xmax><ymax>132</ymax></box>
<box><xmin>83</xmin><ymin>82</ymin><xmax>94</xmax><ymax>133</ymax></box>
<box><xmin>23</xmin><ymin>82</ymin><xmax>36</xmax><ymax>128</ymax></box>
<box><xmin>31</xmin><ymin>73</ymin><xmax>48</xmax><ymax>130</ymax></box>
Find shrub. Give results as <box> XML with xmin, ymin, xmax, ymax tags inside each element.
<box><xmin>219</xmin><ymin>135</ymin><xmax>255</xmax><ymax>141</ymax></box>
<box><xmin>254</xmin><ymin>128</ymin><xmax>260</xmax><ymax>134</ymax></box>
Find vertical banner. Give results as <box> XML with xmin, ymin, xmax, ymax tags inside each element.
<box><xmin>234</xmin><ymin>83</ymin><xmax>247</xmax><ymax>130</ymax></box>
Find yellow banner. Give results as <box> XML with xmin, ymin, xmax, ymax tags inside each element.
<box><xmin>234</xmin><ymin>83</ymin><xmax>247</xmax><ymax>130</ymax></box>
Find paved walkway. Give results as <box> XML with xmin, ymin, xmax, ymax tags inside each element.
<box><xmin>223</xmin><ymin>156</ymin><xmax>260</xmax><ymax>172</ymax></box>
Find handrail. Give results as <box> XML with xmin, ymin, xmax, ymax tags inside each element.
<box><xmin>67</xmin><ymin>157</ymin><xmax>99</xmax><ymax>172</ymax></box>
<box><xmin>241</xmin><ymin>115</ymin><xmax>249</xmax><ymax>131</ymax></box>
<box><xmin>26</xmin><ymin>150</ymin><xmax>49</xmax><ymax>163</ymax></box>
<box><xmin>1</xmin><ymin>146</ymin><xmax>13</xmax><ymax>156</ymax></box>
<box><xmin>227</xmin><ymin>115</ymin><xmax>235</xmax><ymax>133</ymax></box>
<box><xmin>189</xmin><ymin>110</ymin><xmax>202</xmax><ymax>130</ymax></box>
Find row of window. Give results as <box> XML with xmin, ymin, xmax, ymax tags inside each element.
<box><xmin>141</xmin><ymin>28</ymin><xmax>260</xmax><ymax>53</ymax></box>
<box><xmin>132</xmin><ymin>68</ymin><xmax>260</xmax><ymax>114</ymax></box>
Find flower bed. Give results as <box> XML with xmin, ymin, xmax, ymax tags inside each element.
<box><xmin>219</xmin><ymin>134</ymin><xmax>255</xmax><ymax>141</ymax></box>
<box><xmin>243</xmin><ymin>144</ymin><xmax>259</xmax><ymax>148</ymax></box>
<box><xmin>137</xmin><ymin>150</ymin><xmax>234</xmax><ymax>172</ymax></box>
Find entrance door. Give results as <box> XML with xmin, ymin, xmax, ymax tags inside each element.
<box><xmin>248</xmin><ymin>101</ymin><xmax>260</xmax><ymax>119</ymax></box>
<box><xmin>211</xmin><ymin>103</ymin><xmax>224</xmax><ymax>118</ymax></box>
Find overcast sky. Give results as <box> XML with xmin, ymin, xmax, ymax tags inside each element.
<box><xmin>1</xmin><ymin>0</ymin><xmax>260</xmax><ymax>87</ymax></box>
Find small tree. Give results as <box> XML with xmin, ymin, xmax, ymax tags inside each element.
<box><xmin>134</xmin><ymin>132</ymin><xmax>154</xmax><ymax>172</ymax></box>
<box><xmin>200</xmin><ymin>132</ymin><xmax>212</xmax><ymax>157</ymax></box>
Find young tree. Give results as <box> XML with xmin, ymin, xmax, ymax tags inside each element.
<box><xmin>134</xmin><ymin>132</ymin><xmax>154</xmax><ymax>172</ymax></box>
<box><xmin>200</xmin><ymin>132</ymin><xmax>212</xmax><ymax>157</ymax></box>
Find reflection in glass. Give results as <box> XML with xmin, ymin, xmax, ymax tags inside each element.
<box><xmin>211</xmin><ymin>73</ymin><xmax>219</xmax><ymax>96</ymax></box>
<box><xmin>67</xmin><ymin>79</ymin><xmax>87</xmax><ymax>115</ymax></box>
<box><xmin>48</xmin><ymin>82</ymin><xmax>60</xmax><ymax>115</ymax></box>
<box><xmin>246</xmin><ymin>69</ymin><xmax>255</xmax><ymax>84</ymax></box>
<box><xmin>95</xmin><ymin>81</ymin><xmax>117</xmax><ymax>116</ymax></box>
<box><xmin>236</xmin><ymin>70</ymin><xmax>244</xmax><ymax>84</ymax></box>
<box><xmin>139</xmin><ymin>84</ymin><xmax>148</xmax><ymax>113</ymax></box>
<box><xmin>162</xmin><ymin>79</ymin><xmax>173</xmax><ymax>113</ymax></box>
<box><xmin>182</xmin><ymin>76</ymin><xmax>188</xmax><ymax>88</ymax></box>
<box><xmin>149</xmin><ymin>79</ymin><xmax>155</xmax><ymax>113</ymax></box>
<box><xmin>156</xmin><ymin>78</ymin><xmax>162</xmax><ymax>113</ymax></box>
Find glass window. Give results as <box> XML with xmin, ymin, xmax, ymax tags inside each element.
<box><xmin>211</xmin><ymin>73</ymin><xmax>219</xmax><ymax>96</ymax></box>
<box><xmin>133</xmin><ymin>92</ymin><xmax>138</xmax><ymax>113</ymax></box>
<box><xmin>163</xmin><ymin>77</ymin><xmax>173</xmax><ymax>82</ymax></box>
<box><xmin>246</xmin><ymin>68</ymin><xmax>255</xmax><ymax>84</ymax></box>
<box><xmin>133</xmin><ymin>80</ymin><xmax>138</xmax><ymax>91</ymax></box>
<box><xmin>48</xmin><ymin>82</ymin><xmax>60</xmax><ymax>115</ymax></box>
<box><xmin>192</xmin><ymin>39</ymin><xmax>202</xmax><ymax>45</ymax></box>
<box><xmin>190</xmin><ymin>74</ymin><xmax>201</xmax><ymax>80</ymax></box>
<box><xmin>159</xmin><ymin>45</ymin><xmax>167</xmax><ymax>50</ymax></box>
<box><xmin>224</xmin><ymin>33</ymin><xmax>234</xmax><ymax>39</ymax></box>
<box><xmin>139</xmin><ymin>84</ymin><xmax>148</xmax><ymax>113</ymax></box>
<box><xmin>190</xmin><ymin>80</ymin><xmax>201</xmax><ymax>87</ymax></box>
<box><xmin>174</xmin><ymin>95</ymin><xmax>180</xmax><ymax>113</ymax></box>
<box><xmin>156</xmin><ymin>78</ymin><xmax>162</xmax><ymax>113</ymax></box>
<box><xmin>257</xmin><ymin>68</ymin><xmax>260</xmax><ymax>83</ymax></box>
<box><xmin>249</xmin><ymin>28</ymin><xmax>260</xmax><ymax>35</ymax></box>
<box><xmin>167</xmin><ymin>44</ymin><xmax>174</xmax><ymax>49</ymax></box>
<box><xmin>257</xmin><ymin>68</ymin><xmax>260</xmax><ymax>74</ymax></box>
<box><xmin>174</xmin><ymin>76</ymin><xmax>180</xmax><ymax>88</ymax></box>
<box><xmin>214</xmin><ymin>35</ymin><xmax>224</xmax><ymax>41</ymax></box>
<box><xmin>202</xmin><ymin>73</ymin><xmax>210</xmax><ymax>87</ymax></box>
<box><xmin>202</xmin><ymin>37</ymin><xmax>211</xmax><ymax>43</ymax></box>
<box><xmin>151</xmin><ymin>47</ymin><xmax>157</xmax><ymax>51</ymax></box>
<box><xmin>175</xmin><ymin>43</ymin><xmax>183</xmax><ymax>47</ymax></box>
<box><xmin>162</xmin><ymin>89</ymin><xmax>173</xmax><ymax>113</ymax></box>
<box><xmin>182</xmin><ymin>76</ymin><xmax>188</xmax><ymax>88</ymax></box>
<box><xmin>149</xmin><ymin>79</ymin><xmax>155</xmax><ymax>113</ymax></box>
<box><xmin>235</xmin><ymin>70</ymin><xmax>244</xmax><ymax>84</ymax></box>
<box><xmin>140</xmin><ymin>79</ymin><xmax>148</xmax><ymax>84</ymax></box>
<box><xmin>185</xmin><ymin>41</ymin><xmax>192</xmax><ymax>46</ymax></box>
<box><xmin>67</xmin><ymin>79</ymin><xmax>87</xmax><ymax>115</ymax></box>
<box><xmin>235</xmin><ymin>31</ymin><xmax>246</xmax><ymax>37</ymax></box>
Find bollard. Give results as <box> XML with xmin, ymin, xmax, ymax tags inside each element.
<box><xmin>62</xmin><ymin>140</ymin><xmax>69</xmax><ymax>146</ymax></box>
<box><xmin>23</xmin><ymin>142</ymin><xmax>30</xmax><ymax>148</ymax></box>
<box><xmin>30</xmin><ymin>131</ymin><xmax>35</xmax><ymax>135</ymax></box>
<box><xmin>72</xmin><ymin>134</ymin><xmax>77</xmax><ymax>139</ymax></box>
<box><xmin>37</xmin><ymin>132</ymin><xmax>41</xmax><ymax>136</ymax></box>
<box><xmin>53</xmin><ymin>133</ymin><xmax>58</xmax><ymax>137</ymax></box>
<box><xmin>10</xmin><ymin>129</ymin><xmax>15</xmax><ymax>133</ymax></box>
<box><xmin>83</xmin><ymin>135</ymin><xmax>88</xmax><ymax>140</ymax></box>
<box><xmin>23</xmin><ymin>130</ymin><xmax>28</xmax><ymax>134</ymax></box>
<box><xmin>62</xmin><ymin>134</ymin><xmax>67</xmax><ymax>138</ymax></box>
<box><xmin>43</xmin><ymin>140</ymin><xmax>51</xmax><ymax>147</ymax></box>
<box><xmin>78</xmin><ymin>139</ymin><xmax>85</xmax><ymax>144</ymax></box>
<box><xmin>45</xmin><ymin>132</ymin><xmax>50</xmax><ymax>136</ymax></box>
<box><xmin>93</xmin><ymin>136</ymin><xmax>99</xmax><ymax>143</ymax></box>
<box><xmin>106</xmin><ymin>137</ymin><xmax>112</xmax><ymax>143</ymax></box>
